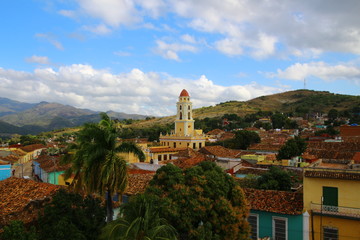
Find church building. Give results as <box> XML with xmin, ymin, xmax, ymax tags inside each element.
<box><xmin>159</xmin><ymin>89</ymin><xmax>206</xmax><ymax>150</ymax></box>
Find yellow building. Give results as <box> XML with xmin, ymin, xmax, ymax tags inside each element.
<box><xmin>303</xmin><ymin>167</ymin><xmax>360</xmax><ymax>240</ymax></box>
<box><xmin>159</xmin><ymin>89</ymin><xmax>206</xmax><ymax>150</ymax></box>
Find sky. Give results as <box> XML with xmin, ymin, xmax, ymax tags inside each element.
<box><xmin>0</xmin><ymin>0</ymin><xmax>359</xmax><ymax>116</ymax></box>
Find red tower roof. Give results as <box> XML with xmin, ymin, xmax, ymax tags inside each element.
<box><xmin>180</xmin><ymin>89</ymin><xmax>190</xmax><ymax>97</ymax></box>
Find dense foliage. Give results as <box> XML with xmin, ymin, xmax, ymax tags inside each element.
<box><xmin>277</xmin><ymin>137</ymin><xmax>307</xmax><ymax>160</ymax></box>
<box><xmin>100</xmin><ymin>194</ymin><xmax>178</xmax><ymax>240</ymax></box>
<box><xmin>145</xmin><ymin>162</ymin><xmax>250</xmax><ymax>240</ymax></box>
<box><xmin>37</xmin><ymin>189</ymin><xmax>106</xmax><ymax>240</ymax></box>
<box><xmin>1</xmin><ymin>221</ymin><xmax>37</xmax><ymax>240</ymax></box>
<box><xmin>256</xmin><ymin>166</ymin><xmax>296</xmax><ymax>191</ymax></box>
<box><xmin>63</xmin><ymin>113</ymin><xmax>145</xmax><ymax>221</ymax></box>
<box><xmin>222</xmin><ymin>130</ymin><xmax>260</xmax><ymax>150</ymax></box>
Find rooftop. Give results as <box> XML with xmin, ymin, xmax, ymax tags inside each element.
<box><xmin>179</xmin><ymin>89</ymin><xmax>190</xmax><ymax>97</ymax></box>
<box><xmin>0</xmin><ymin>177</ymin><xmax>61</xmax><ymax>227</ymax></box>
<box><xmin>244</xmin><ymin>188</ymin><xmax>303</xmax><ymax>215</ymax></box>
<box><xmin>304</xmin><ymin>168</ymin><xmax>360</xmax><ymax>180</ymax></box>
<box><xmin>124</xmin><ymin>173</ymin><xmax>155</xmax><ymax>195</ymax></box>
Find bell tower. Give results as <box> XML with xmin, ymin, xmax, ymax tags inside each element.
<box><xmin>175</xmin><ymin>89</ymin><xmax>194</xmax><ymax>136</ymax></box>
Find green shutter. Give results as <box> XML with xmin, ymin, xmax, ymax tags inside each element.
<box><xmin>323</xmin><ymin>187</ymin><xmax>338</xmax><ymax>206</ymax></box>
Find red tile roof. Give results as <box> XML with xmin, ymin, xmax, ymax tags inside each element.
<box><xmin>124</xmin><ymin>173</ymin><xmax>155</xmax><ymax>195</ymax></box>
<box><xmin>206</xmin><ymin>129</ymin><xmax>225</xmax><ymax>135</ymax></box>
<box><xmin>20</xmin><ymin>144</ymin><xmax>46</xmax><ymax>153</ymax></box>
<box><xmin>149</xmin><ymin>147</ymin><xmax>186</xmax><ymax>153</ymax></box>
<box><xmin>35</xmin><ymin>154</ymin><xmax>71</xmax><ymax>173</ymax></box>
<box><xmin>0</xmin><ymin>177</ymin><xmax>61</xmax><ymax>227</ymax></box>
<box><xmin>180</xmin><ymin>89</ymin><xmax>190</xmax><ymax>97</ymax></box>
<box><xmin>304</xmin><ymin>169</ymin><xmax>360</xmax><ymax>180</ymax></box>
<box><xmin>199</xmin><ymin>145</ymin><xmax>242</xmax><ymax>158</ymax></box>
<box><xmin>243</xmin><ymin>188</ymin><xmax>303</xmax><ymax>215</ymax></box>
<box><xmin>353</xmin><ymin>152</ymin><xmax>360</xmax><ymax>163</ymax></box>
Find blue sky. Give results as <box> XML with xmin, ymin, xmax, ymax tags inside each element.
<box><xmin>0</xmin><ymin>0</ymin><xmax>359</xmax><ymax>116</ymax></box>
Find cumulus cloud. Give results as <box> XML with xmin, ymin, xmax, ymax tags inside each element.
<box><xmin>269</xmin><ymin>61</ymin><xmax>360</xmax><ymax>84</ymax></box>
<box><xmin>0</xmin><ymin>65</ymin><xmax>283</xmax><ymax>116</ymax></box>
<box><xmin>154</xmin><ymin>40</ymin><xmax>198</xmax><ymax>61</ymax></box>
<box><xmin>58</xmin><ymin>9</ymin><xmax>77</xmax><ymax>19</ymax></box>
<box><xmin>71</xmin><ymin>0</ymin><xmax>360</xmax><ymax>58</ymax></box>
<box><xmin>25</xmin><ymin>55</ymin><xmax>50</xmax><ymax>65</ymax></box>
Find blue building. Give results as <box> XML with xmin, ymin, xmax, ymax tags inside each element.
<box><xmin>244</xmin><ymin>188</ymin><xmax>306</xmax><ymax>240</ymax></box>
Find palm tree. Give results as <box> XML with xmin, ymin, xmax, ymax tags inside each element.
<box><xmin>63</xmin><ymin>113</ymin><xmax>145</xmax><ymax>221</ymax></box>
<box><xmin>100</xmin><ymin>194</ymin><xmax>178</xmax><ymax>240</ymax></box>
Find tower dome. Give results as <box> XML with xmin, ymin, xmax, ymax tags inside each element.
<box><xmin>180</xmin><ymin>89</ymin><xmax>190</xmax><ymax>97</ymax></box>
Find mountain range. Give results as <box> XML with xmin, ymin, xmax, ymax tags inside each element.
<box><xmin>0</xmin><ymin>89</ymin><xmax>359</xmax><ymax>137</ymax></box>
<box><xmin>0</xmin><ymin>98</ymin><xmax>148</xmax><ymax>137</ymax></box>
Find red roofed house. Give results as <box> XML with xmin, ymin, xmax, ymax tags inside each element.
<box><xmin>0</xmin><ymin>177</ymin><xmax>61</xmax><ymax>229</ymax></box>
<box><xmin>244</xmin><ymin>188</ymin><xmax>305</xmax><ymax>240</ymax></box>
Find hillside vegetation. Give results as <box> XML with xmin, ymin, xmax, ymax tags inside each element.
<box><xmin>129</xmin><ymin>90</ymin><xmax>360</xmax><ymax>129</ymax></box>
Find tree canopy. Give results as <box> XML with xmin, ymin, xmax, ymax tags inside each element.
<box><xmin>277</xmin><ymin>136</ymin><xmax>307</xmax><ymax>160</ymax></box>
<box><xmin>145</xmin><ymin>162</ymin><xmax>250</xmax><ymax>240</ymax></box>
<box><xmin>223</xmin><ymin>130</ymin><xmax>260</xmax><ymax>150</ymax></box>
<box><xmin>256</xmin><ymin>166</ymin><xmax>295</xmax><ymax>191</ymax></box>
<box><xmin>63</xmin><ymin>112</ymin><xmax>145</xmax><ymax>221</ymax></box>
<box><xmin>36</xmin><ymin>189</ymin><xmax>106</xmax><ymax>240</ymax></box>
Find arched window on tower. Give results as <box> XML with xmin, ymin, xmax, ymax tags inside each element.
<box><xmin>180</xmin><ymin>105</ymin><xmax>182</xmax><ymax>110</ymax></box>
<box><xmin>188</xmin><ymin>105</ymin><xmax>190</xmax><ymax>110</ymax></box>
<box><xmin>180</xmin><ymin>112</ymin><xmax>182</xmax><ymax>120</ymax></box>
<box><xmin>188</xmin><ymin>112</ymin><xmax>191</xmax><ymax>120</ymax></box>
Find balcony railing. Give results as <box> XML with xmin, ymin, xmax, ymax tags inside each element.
<box><xmin>311</xmin><ymin>202</ymin><xmax>360</xmax><ymax>219</ymax></box>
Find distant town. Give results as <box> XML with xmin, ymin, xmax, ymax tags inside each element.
<box><xmin>0</xmin><ymin>89</ymin><xmax>360</xmax><ymax>240</ymax></box>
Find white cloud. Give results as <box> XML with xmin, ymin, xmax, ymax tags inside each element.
<box><xmin>0</xmin><ymin>65</ymin><xmax>284</xmax><ymax>116</ymax></box>
<box><xmin>68</xmin><ymin>0</ymin><xmax>360</xmax><ymax>58</ymax></box>
<box><xmin>77</xmin><ymin>0</ymin><xmax>140</xmax><ymax>27</ymax></box>
<box><xmin>83</xmin><ymin>24</ymin><xmax>112</xmax><ymax>35</ymax></box>
<box><xmin>58</xmin><ymin>9</ymin><xmax>77</xmax><ymax>19</ymax></box>
<box><xmin>154</xmin><ymin>40</ymin><xmax>198</xmax><ymax>61</ymax></box>
<box><xmin>35</xmin><ymin>33</ymin><xmax>64</xmax><ymax>50</ymax></box>
<box><xmin>181</xmin><ymin>34</ymin><xmax>196</xmax><ymax>44</ymax></box>
<box><xmin>269</xmin><ymin>62</ymin><xmax>360</xmax><ymax>84</ymax></box>
<box><xmin>25</xmin><ymin>55</ymin><xmax>50</xmax><ymax>65</ymax></box>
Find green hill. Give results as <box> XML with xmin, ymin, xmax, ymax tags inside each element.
<box><xmin>129</xmin><ymin>90</ymin><xmax>360</xmax><ymax>128</ymax></box>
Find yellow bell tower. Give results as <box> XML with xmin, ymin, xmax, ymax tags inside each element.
<box><xmin>159</xmin><ymin>89</ymin><xmax>206</xmax><ymax>150</ymax></box>
<box><xmin>175</xmin><ymin>89</ymin><xmax>194</xmax><ymax>136</ymax></box>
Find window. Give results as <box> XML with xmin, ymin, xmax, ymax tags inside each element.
<box><xmin>180</xmin><ymin>112</ymin><xmax>182</xmax><ymax>120</ymax></box>
<box><xmin>248</xmin><ymin>214</ymin><xmax>258</xmax><ymax>240</ymax></box>
<box><xmin>273</xmin><ymin>217</ymin><xmax>287</xmax><ymax>240</ymax></box>
<box><xmin>180</xmin><ymin>105</ymin><xmax>182</xmax><ymax>110</ymax></box>
<box><xmin>193</xmin><ymin>143</ymin><xmax>196</xmax><ymax>149</ymax></box>
<box><xmin>164</xmin><ymin>155</ymin><xmax>167</xmax><ymax>160</ymax></box>
<box><xmin>323</xmin><ymin>227</ymin><xmax>338</xmax><ymax>240</ymax></box>
<box><xmin>188</xmin><ymin>112</ymin><xmax>191</xmax><ymax>119</ymax></box>
<box><xmin>199</xmin><ymin>143</ymin><xmax>202</xmax><ymax>148</ymax></box>
<box><xmin>158</xmin><ymin>155</ymin><xmax>162</xmax><ymax>161</ymax></box>
<box><xmin>323</xmin><ymin>187</ymin><xmax>338</xmax><ymax>206</ymax></box>
<box><xmin>174</xmin><ymin>142</ymin><xmax>176</xmax><ymax>148</ymax></box>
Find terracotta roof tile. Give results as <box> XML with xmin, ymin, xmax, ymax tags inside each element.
<box><xmin>149</xmin><ymin>147</ymin><xmax>186</xmax><ymax>153</ymax></box>
<box><xmin>199</xmin><ymin>145</ymin><xmax>241</xmax><ymax>158</ymax></box>
<box><xmin>243</xmin><ymin>188</ymin><xmax>303</xmax><ymax>215</ymax></box>
<box><xmin>124</xmin><ymin>173</ymin><xmax>155</xmax><ymax>195</ymax></box>
<box><xmin>0</xmin><ymin>177</ymin><xmax>61</xmax><ymax>227</ymax></box>
<box><xmin>304</xmin><ymin>169</ymin><xmax>360</xmax><ymax>180</ymax></box>
<box><xmin>353</xmin><ymin>152</ymin><xmax>360</xmax><ymax>163</ymax></box>
<box><xmin>20</xmin><ymin>144</ymin><xmax>46</xmax><ymax>153</ymax></box>
<box><xmin>35</xmin><ymin>154</ymin><xmax>71</xmax><ymax>172</ymax></box>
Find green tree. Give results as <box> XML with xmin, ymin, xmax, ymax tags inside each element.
<box><xmin>256</xmin><ymin>166</ymin><xmax>295</xmax><ymax>191</ymax></box>
<box><xmin>328</xmin><ymin>108</ymin><xmax>339</xmax><ymax>121</ymax></box>
<box><xmin>271</xmin><ymin>113</ymin><xmax>286</xmax><ymax>129</ymax></box>
<box><xmin>37</xmin><ymin>189</ymin><xmax>106</xmax><ymax>240</ymax></box>
<box><xmin>223</xmin><ymin>130</ymin><xmax>260</xmax><ymax>150</ymax></box>
<box><xmin>146</xmin><ymin>162</ymin><xmax>250</xmax><ymax>240</ymax></box>
<box><xmin>277</xmin><ymin>137</ymin><xmax>307</xmax><ymax>160</ymax></box>
<box><xmin>63</xmin><ymin>113</ymin><xmax>145</xmax><ymax>222</ymax></box>
<box><xmin>100</xmin><ymin>194</ymin><xmax>178</xmax><ymax>240</ymax></box>
<box><xmin>2</xmin><ymin>221</ymin><xmax>37</xmax><ymax>240</ymax></box>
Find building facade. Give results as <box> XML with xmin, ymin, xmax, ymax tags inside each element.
<box><xmin>159</xmin><ymin>89</ymin><xmax>206</xmax><ymax>150</ymax></box>
<box><xmin>303</xmin><ymin>168</ymin><xmax>360</xmax><ymax>240</ymax></box>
